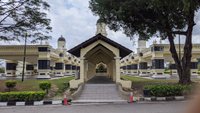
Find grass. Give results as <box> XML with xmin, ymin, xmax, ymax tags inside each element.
<box><xmin>121</xmin><ymin>75</ymin><xmax>177</xmax><ymax>84</ymax></box>
<box><xmin>121</xmin><ymin>75</ymin><xmax>200</xmax><ymax>96</ymax></box>
<box><xmin>121</xmin><ymin>75</ymin><xmax>178</xmax><ymax>96</ymax></box>
<box><xmin>0</xmin><ymin>76</ymin><xmax>74</xmax><ymax>94</ymax></box>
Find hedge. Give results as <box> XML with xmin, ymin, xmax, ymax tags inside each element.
<box><xmin>0</xmin><ymin>91</ymin><xmax>46</xmax><ymax>102</ymax></box>
<box><xmin>144</xmin><ymin>84</ymin><xmax>191</xmax><ymax>97</ymax></box>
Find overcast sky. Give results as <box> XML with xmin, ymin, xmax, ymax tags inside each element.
<box><xmin>1</xmin><ymin>0</ymin><xmax>200</xmax><ymax>52</ymax></box>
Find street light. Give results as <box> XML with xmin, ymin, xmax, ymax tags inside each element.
<box><xmin>22</xmin><ymin>33</ymin><xmax>28</xmax><ymax>82</ymax></box>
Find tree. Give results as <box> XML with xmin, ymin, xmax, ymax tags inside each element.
<box><xmin>89</xmin><ymin>0</ymin><xmax>200</xmax><ymax>84</ymax></box>
<box><xmin>39</xmin><ymin>81</ymin><xmax>51</xmax><ymax>94</ymax></box>
<box><xmin>5</xmin><ymin>80</ymin><xmax>17</xmax><ymax>92</ymax></box>
<box><xmin>0</xmin><ymin>0</ymin><xmax>52</xmax><ymax>42</ymax></box>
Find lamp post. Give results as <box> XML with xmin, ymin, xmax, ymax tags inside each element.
<box><xmin>22</xmin><ymin>33</ymin><xmax>28</xmax><ymax>82</ymax></box>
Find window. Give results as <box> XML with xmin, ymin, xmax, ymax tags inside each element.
<box><xmin>38</xmin><ymin>60</ymin><xmax>50</xmax><ymax>69</ymax></box>
<box><xmin>65</xmin><ymin>64</ymin><xmax>72</xmax><ymax>70</ymax></box>
<box><xmin>152</xmin><ymin>46</ymin><xmax>164</xmax><ymax>52</ymax></box>
<box><xmin>190</xmin><ymin>62</ymin><xmax>198</xmax><ymax>69</ymax></box>
<box><xmin>169</xmin><ymin>64</ymin><xmax>176</xmax><ymax>69</ymax></box>
<box><xmin>131</xmin><ymin>64</ymin><xmax>138</xmax><ymax>69</ymax></box>
<box><xmin>26</xmin><ymin>65</ymin><xmax>34</xmax><ymax>70</ymax></box>
<box><xmin>77</xmin><ymin>66</ymin><xmax>80</xmax><ymax>70</ymax></box>
<box><xmin>152</xmin><ymin>59</ymin><xmax>164</xmax><ymax>69</ymax></box>
<box><xmin>127</xmin><ymin>65</ymin><xmax>132</xmax><ymax>70</ymax></box>
<box><xmin>139</xmin><ymin>62</ymin><xmax>147</xmax><ymax>69</ymax></box>
<box><xmin>6</xmin><ymin>63</ymin><xmax>17</xmax><ymax>70</ymax></box>
<box><xmin>72</xmin><ymin>65</ymin><xmax>77</xmax><ymax>70</ymax></box>
<box><xmin>55</xmin><ymin>63</ymin><xmax>64</xmax><ymax>70</ymax></box>
<box><xmin>38</xmin><ymin>47</ymin><xmax>50</xmax><ymax>52</ymax></box>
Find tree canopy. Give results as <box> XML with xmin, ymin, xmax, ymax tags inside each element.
<box><xmin>0</xmin><ymin>0</ymin><xmax>52</xmax><ymax>42</ymax></box>
<box><xmin>89</xmin><ymin>0</ymin><xmax>200</xmax><ymax>84</ymax></box>
<box><xmin>90</xmin><ymin>0</ymin><xmax>199</xmax><ymax>38</ymax></box>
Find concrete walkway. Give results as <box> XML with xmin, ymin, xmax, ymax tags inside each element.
<box><xmin>87</xmin><ymin>76</ymin><xmax>114</xmax><ymax>84</ymax></box>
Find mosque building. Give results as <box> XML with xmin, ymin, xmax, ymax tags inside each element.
<box><xmin>0</xmin><ymin>19</ymin><xmax>199</xmax><ymax>89</ymax></box>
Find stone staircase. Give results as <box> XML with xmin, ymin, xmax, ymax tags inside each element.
<box><xmin>72</xmin><ymin>84</ymin><xmax>126</xmax><ymax>103</ymax></box>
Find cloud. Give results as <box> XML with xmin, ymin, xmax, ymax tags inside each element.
<box><xmin>46</xmin><ymin>0</ymin><xmax>135</xmax><ymax>51</ymax></box>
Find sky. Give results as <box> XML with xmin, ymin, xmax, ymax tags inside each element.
<box><xmin>1</xmin><ymin>0</ymin><xmax>200</xmax><ymax>52</ymax></box>
<box><xmin>47</xmin><ymin>0</ymin><xmax>135</xmax><ymax>50</ymax></box>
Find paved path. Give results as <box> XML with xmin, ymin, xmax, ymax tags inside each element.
<box><xmin>74</xmin><ymin>84</ymin><xmax>125</xmax><ymax>102</ymax></box>
<box><xmin>0</xmin><ymin>101</ymin><xmax>187</xmax><ymax>113</ymax></box>
<box><xmin>87</xmin><ymin>75</ymin><xmax>114</xmax><ymax>84</ymax></box>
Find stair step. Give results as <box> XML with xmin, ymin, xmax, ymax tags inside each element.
<box><xmin>75</xmin><ymin>84</ymin><xmax>125</xmax><ymax>102</ymax></box>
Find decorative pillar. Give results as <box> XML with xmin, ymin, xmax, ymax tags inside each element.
<box><xmin>5</xmin><ymin>60</ymin><xmax>17</xmax><ymax>77</ymax></box>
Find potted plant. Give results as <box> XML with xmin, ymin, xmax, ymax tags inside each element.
<box><xmin>143</xmin><ymin>86</ymin><xmax>151</xmax><ymax>97</ymax></box>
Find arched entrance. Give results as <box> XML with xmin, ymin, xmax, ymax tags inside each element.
<box><xmin>68</xmin><ymin>34</ymin><xmax>132</xmax><ymax>88</ymax></box>
<box><xmin>84</xmin><ymin>44</ymin><xmax>116</xmax><ymax>83</ymax></box>
<box><xmin>96</xmin><ymin>62</ymin><xmax>107</xmax><ymax>74</ymax></box>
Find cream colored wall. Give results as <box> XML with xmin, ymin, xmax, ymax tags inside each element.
<box><xmin>86</xmin><ymin>62</ymin><xmax>96</xmax><ymax>81</ymax></box>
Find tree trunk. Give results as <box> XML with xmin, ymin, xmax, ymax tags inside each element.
<box><xmin>167</xmin><ymin>34</ymin><xmax>184</xmax><ymax>83</ymax></box>
<box><xmin>179</xmin><ymin>7</ymin><xmax>195</xmax><ymax>84</ymax></box>
<box><xmin>166</xmin><ymin>7</ymin><xmax>195</xmax><ymax>85</ymax></box>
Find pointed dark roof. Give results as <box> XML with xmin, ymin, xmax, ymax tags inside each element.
<box><xmin>68</xmin><ymin>34</ymin><xmax>132</xmax><ymax>58</ymax></box>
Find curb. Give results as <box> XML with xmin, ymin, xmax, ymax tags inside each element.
<box><xmin>0</xmin><ymin>96</ymin><xmax>185</xmax><ymax>106</ymax></box>
<box><xmin>0</xmin><ymin>100</ymin><xmax>67</xmax><ymax>107</ymax></box>
<box><xmin>131</xmin><ymin>96</ymin><xmax>185</xmax><ymax>102</ymax></box>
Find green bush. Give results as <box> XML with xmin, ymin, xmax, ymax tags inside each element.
<box><xmin>144</xmin><ymin>84</ymin><xmax>191</xmax><ymax>97</ymax></box>
<box><xmin>0</xmin><ymin>91</ymin><xmax>45</xmax><ymax>102</ymax></box>
<box><xmin>58</xmin><ymin>82</ymin><xmax>69</xmax><ymax>94</ymax></box>
<box><xmin>39</xmin><ymin>81</ymin><xmax>51</xmax><ymax>94</ymax></box>
<box><xmin>5</xmin><ymin>80</ymin><xmax>17</xmax><ymax>92</ymax></box>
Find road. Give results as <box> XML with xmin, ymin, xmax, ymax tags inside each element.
<box><xmin>0</xmin><ymin>101</ymin><xmax>187</xmax><ymax>113</ymax></box>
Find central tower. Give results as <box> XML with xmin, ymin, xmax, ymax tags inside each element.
<box><xmin>96</xmin><ymin>18</ymin><xmax>107</xmax><ymax>37</ymax></box>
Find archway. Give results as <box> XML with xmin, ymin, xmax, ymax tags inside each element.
<box><xmin>68</xmin><ymin>34</ymin><xmax>132</xmax><ymax>88</ymax></box>
<box><xmin>96</xmin><ymin>62</ymin><xmax>107</xmax><ymax>74</ymax></box>
<box><xmin>84</xmin><ymin>44</ymin><xmax>116</xmax><ymax>83</ymax></box>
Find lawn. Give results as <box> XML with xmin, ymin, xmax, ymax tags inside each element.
<box><xmin>0</xmin><ymin>76</ymin><xmax>74</xmax><ymax>98</ymax></box>
<box><xmin>121</xmin><ymin>75</ymin><xmax>200</xmax><ymax>97</ymax></box>
<box><xmin>121</xmin><ymin>75</ymin><xmax>178</xmax><ymax>97</ymax></box>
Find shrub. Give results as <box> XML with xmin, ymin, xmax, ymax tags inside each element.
<box><xmin>144</xmin><ymin>84</ymin><xmax>191</xmax><ymax>97</ymax></box>
<box><xmin>0</xmin><ymin>91</ymin><xmax>45</xmax><ymax>102</ymax></box>
<box><xmin>59</xmin><ymin>82</ymin><xmax>69</xmax><ymax>94</ymax></box>
<box><xmin>5</xmin><ymin>80</ymin><xmax>17</xmax><ymax>92</ymax></box>
<box><xmin>39</xmin><ymin>81</ymin><xmax>51</xmax><ymax>94</ymax></box>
